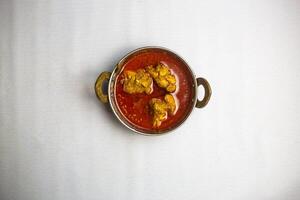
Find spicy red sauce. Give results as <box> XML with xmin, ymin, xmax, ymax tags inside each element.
<box><xmin>115</xmin><ymin>49</ymin><xmax>195</xmax><ymax>133</ymax></box>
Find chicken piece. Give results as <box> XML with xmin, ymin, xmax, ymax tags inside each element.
<box><xmin>122</xmin><ymin>69</ymin><xmax>153</xmax><ymax>94</ymax></box>
<box><xmin>156</xmin><ymin>77</ymin><xmax>169</xmax><ymax>88</ymax></box>
<box><xmin>149</xmin><ymin>98</ymin><xmax>167</xmax><ymax>127</ymax></box>
<box><xmin>146</xmin><ymin>65</ymin><xmax>158</xmax><ymax>78</ymax></box>
<box><xmin>164</xmin><ymin>94</ymin><xmax>176</xmax><ymax>114</ymax></box>
<box><xmin>149</xmin><ymin>94</ymin><xmax>177</xmax><ymax>127</ymax></box>
<box><xmin>157</xmin><ymin>64</ymin><xmax>169</xmax><ymax>76</ymax></box>
<box><xmin>165</xmin><ymin>74</ymin><xmax>176</xmax><ymax>84</ymax></box>
<box><xmin>166</xmin><ymin>84</ymin><xmax>176</xmax><ymax>93</ymax></box>
<box><xmin>146</xmin><ymin>63</ymin><xmax>177</xmax><ymax>92</ymax></box>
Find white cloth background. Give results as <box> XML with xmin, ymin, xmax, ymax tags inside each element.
<box><xmin>0</xmin><ymin>0</ymin><xmax>299</xmax><ymax>200</ymax></box>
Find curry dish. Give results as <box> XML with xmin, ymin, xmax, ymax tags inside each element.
<box><xmin>120</xmin><ymin>63</ymin><xmax>177</xmax><ymax>127</ymax></box>
<box><xmin>115</xmin><ymin>49</ymin><xmax>195</xmax><ymax>132</ymax></box>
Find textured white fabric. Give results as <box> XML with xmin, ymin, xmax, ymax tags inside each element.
<box><xmin>1</xmin><ymin>0</ymin><xmax>300</xmax><ymax>200</ymax></box>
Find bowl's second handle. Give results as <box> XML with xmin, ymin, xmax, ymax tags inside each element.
<box><xmin>95</xmin><ymin>71</ymin><xmax>111</xmax><ymax>103</ymax></box>
<box><xmin>195</xmin><ymin>77</ymin><xmax>212</xmax><ymax>108</ymax></box>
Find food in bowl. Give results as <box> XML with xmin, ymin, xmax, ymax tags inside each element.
<box><xmin>95</xmin><ymin>47</ymin><xmax>211</xmax><ymax>135</ymax></box>
<box><xmin>119</xmin><ymin>62</ymin><xmax>178</xmax><ymax>128</ymax></box>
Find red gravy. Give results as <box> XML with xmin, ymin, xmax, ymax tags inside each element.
<box><xmin>114</xmin><ymin>49</ymin><xmax>195</xmax><ymax>132</ymax></box>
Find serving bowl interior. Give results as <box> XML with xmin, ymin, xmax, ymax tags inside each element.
<box><xmin>108</xmin><ymin>47</ymin><xmax>197</xmax><ymax>135</ymax></box>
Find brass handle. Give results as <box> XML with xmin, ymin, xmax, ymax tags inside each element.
<box><xmin>95</xmin><ymin>71</ymin><xmax>111</xmax><ymax>103</ymax></box>
<box><xmin>195</xmin><ymin>77</ymin><xmax>212</xmax><ymax>108</ymax></box>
